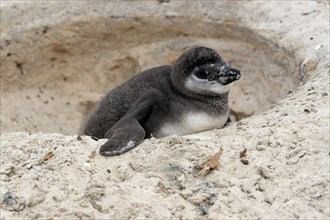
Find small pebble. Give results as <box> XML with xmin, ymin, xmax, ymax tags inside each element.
<box><xmin>241</xmin><ymin>159</ymin><xmax>249</xmax><ymax>165</ymax></box>
<box><xmin>83</xmin><ymin>162</ymin><xmax>91</xmax><ymax>170</ymax></box>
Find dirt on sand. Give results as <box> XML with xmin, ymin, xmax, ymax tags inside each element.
<box><xmin>0</xmin><ymin>1</ymin><xmax>329</xmax><ymax>219</ymax></box>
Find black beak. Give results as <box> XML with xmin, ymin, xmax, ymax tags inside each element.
<box><xmin>208</xmin><ymin>65</ymin><xmax>241</xmax><ymax>85</ymax></box>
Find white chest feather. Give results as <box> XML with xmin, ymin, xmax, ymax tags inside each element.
<box><xmin>155</xmin><ymin>111</ymin><xmax>228</xmax><ymax>137</ymax></box>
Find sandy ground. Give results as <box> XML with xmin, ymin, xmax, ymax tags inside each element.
<box><xmin>0</xmin><ymin>1</ymin><xmax>329</xmax><ymax>219</ymax></box>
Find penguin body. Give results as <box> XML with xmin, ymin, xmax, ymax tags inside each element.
<box><xmin>83</xmin><ymin>47</ymin><xmax>241</xmax><ymax>156</ymax></box>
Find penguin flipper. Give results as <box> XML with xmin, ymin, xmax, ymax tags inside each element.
<box><xmin>99</xmin><ymin>96</ymin><xmax>154</xmax><ymax>156</ymax></box>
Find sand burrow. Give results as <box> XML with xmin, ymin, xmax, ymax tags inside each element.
<box><xmin>0</xmin><ymin>17</ymin><xmax>301</xmax><ymax>134</ymax></box>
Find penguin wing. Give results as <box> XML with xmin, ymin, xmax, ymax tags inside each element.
<box><xmin>99</xmin><ymin>89</ymin><xmax>162</xmax><ymax>156</ymax></box>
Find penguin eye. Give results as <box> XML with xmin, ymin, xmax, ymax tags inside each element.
<box><xmin>194</xmin><ymin>70</ymin><xmax>208</xmax><ymax>79</ymax></box>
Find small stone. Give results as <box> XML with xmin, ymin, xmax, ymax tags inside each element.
<box><xmin>83</xmin><ymin>162</ymin><xmax>91</xmax><ymax>170</ymax></box>
<box><xmin>256</xmin><ymin>145</ymin><xmax>266</xmax><ymax>151</ymax></box>
<box><xmin>2</xmin><ymin>192</ymin><xmax>17</xmax><ymax>206</ymax></box>
<box><xmin>240</xmin><ymin>159</ymin><xmax>249</xmax><ymax>165</ymax></box>
<box><xmin>27</xmin><ymin>194</ymin><xmax>45</xmax><ymax>207</ymax></box>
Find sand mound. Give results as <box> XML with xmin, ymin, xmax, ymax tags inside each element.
<box><xmin>1</xmin><ymin>1</ymin><xmax>329</xmax><ymax>219</ymax></box>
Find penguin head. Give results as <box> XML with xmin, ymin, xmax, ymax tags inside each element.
<box><xmin>171</xmin><ymin>46</ymin><xmax>241</xmax><ymax>97</ymax></box>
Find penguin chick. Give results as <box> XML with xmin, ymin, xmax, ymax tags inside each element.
<box><xmin>83</xmin><ymin>46</ymin><xmax>241</xmax><ymax>156</ymax></box>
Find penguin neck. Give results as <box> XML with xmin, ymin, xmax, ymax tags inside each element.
<box><xmin>169</xmin><ymin>72</ymin><xmax>229</xmax><ymax>114</ymax></box>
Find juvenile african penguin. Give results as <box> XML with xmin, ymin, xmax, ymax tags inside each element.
<box><xmin>83</xmin><ymin>46</ymin><xmax>241</xmax><ymax>156</ymax></box>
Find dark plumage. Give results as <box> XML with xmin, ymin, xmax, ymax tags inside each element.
<box><xmin>83</xmin><ymin>46</ymin><xmax>241</xmax><ymax>156</ymax></box>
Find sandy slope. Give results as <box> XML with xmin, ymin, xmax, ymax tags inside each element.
<box><xmin>1</xmin><ymin>1</ymin><xmax>329</xmax><ymax>219</ymax></box>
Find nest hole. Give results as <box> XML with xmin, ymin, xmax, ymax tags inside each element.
<box><xmin>0</xmin><ymin>17</ymin><xmax>301</xmax><ymax>134</ymax></box>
